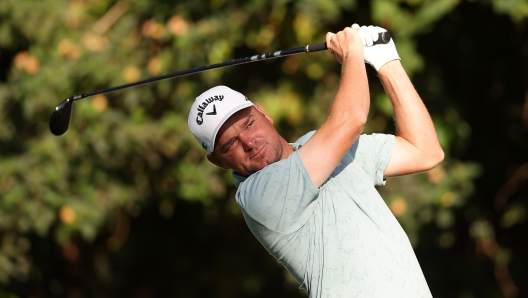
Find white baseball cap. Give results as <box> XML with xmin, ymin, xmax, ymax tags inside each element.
<box><xmin>188</xmin><ymin>85</ymin><xmax>254</xmax><ymax>153</ymax></box>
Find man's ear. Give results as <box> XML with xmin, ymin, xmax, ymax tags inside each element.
<box><xmin>253</xmin><ymin>103</ymin><xmax>273</xmax><ymax>124</ymax></box>
<box><xmin>207</xmin><ymin>154</ymin><xmax>230</xmax><ymax>170</ymax></box>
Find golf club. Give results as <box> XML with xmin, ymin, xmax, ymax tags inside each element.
<box><xmin>49</xmin><ymin>32</ymin><xmax>391</xmax><ymax>136</ymax></box>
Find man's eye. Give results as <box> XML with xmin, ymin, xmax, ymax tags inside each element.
<box><xmin>248</xmin><ymin>120</ymin><xmax>255</xmax><ymax>128</ymax></box>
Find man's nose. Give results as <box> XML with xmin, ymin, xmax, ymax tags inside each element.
<box><xmin>239</xmin><ymin>133</ymin><xmax>256</xmax><ymax>151</ymax></box>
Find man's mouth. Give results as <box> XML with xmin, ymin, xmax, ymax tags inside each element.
<box><xmin>249</xmin><ymin>143</ymin><xmax>267</xmax><ymax>160</ymax></box>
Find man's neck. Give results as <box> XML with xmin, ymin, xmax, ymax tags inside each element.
<box><xmin>280</xmin><ymin>138</ymin><xmax>295</xmax><ymax>160</ymax></box>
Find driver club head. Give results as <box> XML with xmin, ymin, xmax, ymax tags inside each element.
<box><xmin>49</xmin><ymin>98</ymin><xmax>74</xmax><ymax>136</ymax></box>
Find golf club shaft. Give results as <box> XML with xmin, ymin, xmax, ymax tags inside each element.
<box><xmin>69</xmin><ymin>32</ymin><xmax>390</xmax><ymax>102</ymax></box>
<box><xmin>50</xmin><ymin>32</ymin><xmax>391</xmax><ymax>136</ymax></box>
<box><xmin>70</xmin><ymin>43</ymin><xmax>327</xmax><ymax>102</ymax></box>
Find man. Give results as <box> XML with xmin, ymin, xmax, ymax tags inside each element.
<box><xmin>188</xmin><ymin>24</ymin><xmax>443</xmax><ymax>297</ymax></box>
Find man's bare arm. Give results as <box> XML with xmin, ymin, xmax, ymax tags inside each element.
<box><xmin>381</xmin><ymin>60</ymin><xmax>444</xmax><ymax>177</ymax></box>
<box><xmin>298</xmin><ymin>26</ymin><xmax>369</xmax><ymax>188</ymax></box>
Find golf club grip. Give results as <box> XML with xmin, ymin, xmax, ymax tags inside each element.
<box><xmin>306</xmin><ymin>43</ymin><xmax>327</xmax><ymax>52</ymax></box>
<box><xmin>306</xmin><ymin>31</ymin><xmax>391</xmax><ymax>53</ymax></box>
<box><xmin>374</xmin><ymin>31</ymin><xmax>391</xmax><ymax>45</ymax></box>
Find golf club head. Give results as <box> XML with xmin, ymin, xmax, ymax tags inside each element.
<box><xmin>49</xmin><ymin>98</ymin><xmax>74</xmax><ymax>136</ymax></box>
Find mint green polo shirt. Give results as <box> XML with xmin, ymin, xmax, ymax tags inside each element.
<box><xmin>234</xmin><ymin>132</ymin><xmax>432</xmax><ymax>298</ymax></box>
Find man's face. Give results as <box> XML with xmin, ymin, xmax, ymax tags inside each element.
<box><xmin>208</xmin><ymin>105</ymin><xmax>287</xmax><ymax>176</ymax></box>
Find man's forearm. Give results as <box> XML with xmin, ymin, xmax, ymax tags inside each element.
<box><xmin>329</xmin><ymin>55</ymin><xmax>370</xmax><ymax>127</ymax></box>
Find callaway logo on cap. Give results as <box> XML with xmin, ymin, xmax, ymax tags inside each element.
<box><xmin>188</xmin><ymin>85</ymin><xmax>253</xmax><ymax>153</ymax></box>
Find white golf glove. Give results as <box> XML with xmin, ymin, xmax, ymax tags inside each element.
<box><xmin>355</xmin><ymin>25</ymin><xmax>400</xmax><ymax>71</ymax></box>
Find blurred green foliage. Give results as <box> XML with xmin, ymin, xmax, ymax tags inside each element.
<box><xmin>0</xmin><ymin>0</ymin><xmax>527</xmax><ymax>297</ymax></box>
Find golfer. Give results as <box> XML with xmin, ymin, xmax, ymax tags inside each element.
<box><xmin>188</xmin><ymin>24</ymin><xmax>443</xmax><ymax>297</ymax></box>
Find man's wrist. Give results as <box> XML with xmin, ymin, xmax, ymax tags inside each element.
<box><xmin>377</xmin><ymin>60</ymin><xmax>403</xmax><ymax>76</ymax></box>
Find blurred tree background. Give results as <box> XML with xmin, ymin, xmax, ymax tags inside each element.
<box><xmin>0</xmin><ymin>0</ymin><xmax>527</xmax><ymax>297</ymax></box>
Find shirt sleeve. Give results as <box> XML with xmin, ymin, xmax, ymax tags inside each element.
<box><xmin>236</xmin><ymin>151</ymin><xmax>320</xmax><ymax>234</ymax></box>
<box><xmin>348</xmin><ymin>133</ymin><xmax>395</xmax><ymax>186</ymax></box>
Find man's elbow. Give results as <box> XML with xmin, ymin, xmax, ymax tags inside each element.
<box><xmin>333</xmin><ymin>111</ymin><xmax>368</xmax><ymax>135</ymax></box>
<box><xmin>424</xmin><ymin>147</ymin><xmax>444</xmax><ymax>170</ymax></box>
<box><xmin>350</xmin><ymin>111</ymin><xmax>369</xmax><ymax>131</ymax></box>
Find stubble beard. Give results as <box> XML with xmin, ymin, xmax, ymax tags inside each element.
<box><xmin>246</xmin><ymin>135</ymin><xmax>284</xmax><ymax>176</ymax></box>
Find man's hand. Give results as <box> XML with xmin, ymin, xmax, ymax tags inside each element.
<box><xmin>326</xmin><ymin>24</ymin><xmax>363</xmax><ymax>65</ymax></box>
<box><xmin>359</xmin><ymin>26</ymin><xmax>400</xmax><ymax>71</ymax></box>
